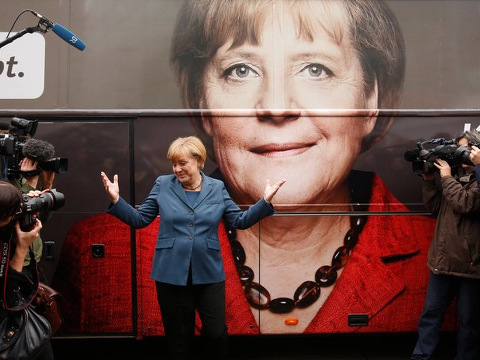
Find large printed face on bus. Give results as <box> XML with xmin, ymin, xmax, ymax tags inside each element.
<box><xmin>197</xmin><ymin>1</ymin><xmax>379</xmax><ymax>206</ymax></box>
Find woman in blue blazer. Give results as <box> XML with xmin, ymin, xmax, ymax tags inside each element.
<box><xmin>100</xmin><ymin>136</ymin><xmax>285</xmax><ymax>360</ymax></box>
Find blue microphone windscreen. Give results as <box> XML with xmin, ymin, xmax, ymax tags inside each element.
<box><xmin>52</xmin><ymin>23</ymin><xmax>86</xmax><ymax>51</ymax></box>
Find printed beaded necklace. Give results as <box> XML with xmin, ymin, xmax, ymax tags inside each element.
<box><xmin>225</xmin><ymin>172</ymin><xmax>371</xmax><ymax>314</ymax></box>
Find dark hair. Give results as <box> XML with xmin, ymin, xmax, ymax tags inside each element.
<box><xmin>456</xmin><ymin>130</ymin><xmax>480</xmax><ymax>145</ymax></box>
<box><xmin>0</xmin><ymin>181</ymin><xmax>22</xmax><ymax>222</ymax></box>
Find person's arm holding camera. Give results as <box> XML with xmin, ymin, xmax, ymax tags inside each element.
<box><xmin>18</xmin><ymin>157</ymin><xmax>40</xmax><ymax>189</ymax></box>
<box><xmin>420</xmin><ymin>159</ymin><xmax>451</xmax><ymax>216</ymax></box>
<box><xmin>9</xmin><ymin>218</ymin><xmax>42</xmax><ymax>272</ymax></box>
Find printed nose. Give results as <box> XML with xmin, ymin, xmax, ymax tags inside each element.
<box><xmin>256</xmin><ymin>108</ymin><xmax>301</xmax><ymax>123</ymax></box>
<box><xmin>255</xmin><ymin>81</ymin><xmax>301</xmax><ymax>123</ymax></box>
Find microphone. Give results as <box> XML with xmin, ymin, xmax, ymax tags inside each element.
<box><xmin>52</xmin><ymin>23</ymin><xmax>86</xmax><ymax>51</ymax></box>
<box><xmin>22</xmin><ymin>138</ymin><xmax>56</xmax><ymax>162</ymax></box>
<box><xmin>31</xmin><ymin>10</ymin><xmax>86</xmax><ymax>51</ymax></box>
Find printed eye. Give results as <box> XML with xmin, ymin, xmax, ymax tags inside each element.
<box><xmin>224</xmin><ymin>63</ymin><xmax>259</xmax><ymax>80</ymax></box>
<box><xmin>299</xmin><ymin>63</ymin><xmax>332</xmax><ymax>80</ymax></box>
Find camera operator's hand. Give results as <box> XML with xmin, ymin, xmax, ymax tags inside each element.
<box><xmin>434</xmin><ymin>159</ymin><xmax>452</xmax><ymax>177</ymax></box>
<box><xmin>19</xmin><ymin>157</ymin><xmax>40</xmax><ymax>188</ymax></box>
<box><xmin>470</xmin><ymin>145</ymin><xmax>480</xmax><ymax>165</ymax></box>
<box><xmin>100</xmin><ymin>171</ymin><xmax>120</xmax><ymax>204</ymax></box>
<box><xmin>9</xmin><ymin>218</ymin><xmax>42</xmax><ymax>272</ymax></box>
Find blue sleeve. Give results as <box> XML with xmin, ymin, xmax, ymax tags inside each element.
<box><xmin>106</xmin><ymin>180</ymin><xmax>160</xmax><ymax>228</ymax></box>
<box><xmin>222</xmin><ymin>185</ymin><xmax>274</xmax><ymax>230</ymax></box>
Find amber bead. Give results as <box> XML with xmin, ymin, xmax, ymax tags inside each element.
<box><xmin>238</xmin><ymin>265</ymin><xmax>254</xmax><ymax>284</ymax></box>
<box><xmin>230</xmin><ymin>239</ymin><xmax>246</xmax><ymax>265</ymax></box>
<box><xmin>269</xmin><ymin>297</ymin><xmax>295</xmax><ymax>313</ymax></box>
<box><xmin>294</xmin><ymin>281</ymin><xmax>321</xmax><ymax>308</ymax></box>
<box><xmin>350</xmin><ymin>215</ymin><xmax>366</xmax><ymax>232</ymax></box>
<box><xmin>344</xmin><ymin>228</ymin><xmax>359</xmax><ymax>250</ymax></box>
<box><xmin>315</xmin><ymin>265</ymin><xmax>337</xmax><ymax>286</ymax></box>
<box><xmin>331</xmin><ymin>246</ymin><xmax>349</xmax><ymax>269</ymax></box>
<box><xmin>244</xmin><ymin>282</ymin><xmax>270</xmax><ymax>310</ymax></box>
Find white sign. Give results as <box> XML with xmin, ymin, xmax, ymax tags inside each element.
<box><xmin>0</xmin><ymin>32</ymin><xmax>45</xmax><ymax>99</ymax></box>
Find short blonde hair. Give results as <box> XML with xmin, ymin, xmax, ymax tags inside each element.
<box><xmin>167</xmin><ymin>136</ymin><xmax>207</xmax><ymax>169</ymax></box>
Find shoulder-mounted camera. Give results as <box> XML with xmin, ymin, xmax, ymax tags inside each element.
<box><xmin>404</xmin><ymin>138</ymin><xmax>479</xmax><ymax>175</ymax></box>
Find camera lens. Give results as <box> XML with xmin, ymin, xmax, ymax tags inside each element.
<box><xmin>453</xmin><ymin>146</ymin><xmax>473</xmax><ymax>166</ymax></box>
<box><xmin>22</xmin><ymin>189</ymin><xmax>65</xmax><ymax>213</ymax></box>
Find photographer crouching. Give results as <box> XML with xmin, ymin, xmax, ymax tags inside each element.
<box><xmin>410</xmin><ymin>131</ymin><xmax>480</xmax><ymax>360</ymax></box>
<box><xmin>0</xmin><ymin>181</ymin><xmax>54</xmax><ymax>360</ymax></box>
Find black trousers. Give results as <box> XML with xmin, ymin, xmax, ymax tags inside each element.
<box><xmin>156</xmin><ymin>280</ymin><xmax>228</xmax><ymax>360</ymax></box>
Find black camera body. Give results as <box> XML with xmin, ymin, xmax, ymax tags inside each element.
<box><xmin>0</xmin><ymin>133</ymin><xmax>17</xmax><ymax>157</ymax></box>
<box><xmin>39</xmin><ymin>157</ymin><xmax>68</xmax><ymax>173</ymax></box>
<box><xmin>18</xmin><ymin>189</ymin><xmax>65</xmax><ymax>231</ymax></box>
<box><xmin>0</xmin><ymin>133</ymin><xmax>26</xmax><ymax>180</ymax></box>
<box><xmin>0</xmin><ymin>117</ymin><xmax>68</xmax><ymax>180</ymax></box>
<box><xmin>404</xmin><ymin>138</ymin><xmax>479</xmax><ymax>175</ymax></box>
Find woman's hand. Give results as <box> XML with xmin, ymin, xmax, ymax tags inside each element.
<box><xmin>263</xmin><ymin>179</ymin><xmax>286</xmax><ymax>204</ymax></box>
<box><xmin>9</xmin><ymin>218</ymin><xmax>42</xmax><ymax>272</ymax></box>
<box><xmin>101</xmin><ymin>171</ymin><xmax>120</xmax><ymax>204</ymax></box>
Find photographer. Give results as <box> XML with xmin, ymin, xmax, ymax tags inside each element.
<box><xmin>0</xmin><ymin>181</ymin><xmax>54</xmax><ymax>360</ymax></box>
<box><xmin>11</xmin><ymin>139</ymin><xmax>56</xmax><ymax>272</ymax></box>
<box><xmin>410</xmin><ymin>131</ymin><xmax>480</xmax><ymax>360</ymax></box>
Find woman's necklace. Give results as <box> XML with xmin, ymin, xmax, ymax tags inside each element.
<box><xmin>225</xmin><ymin>174</ymin><xmax>370</xmax><ymax>314</ymax></box>
<box><xmin>183</xmin><ymin>178</ymin><xmax>202</xmax><ymax>191</ymax></box>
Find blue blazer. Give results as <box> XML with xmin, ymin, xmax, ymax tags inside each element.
<box><xmin>107</xmin><ymin>172</ymin><xmax>274</xmax><ymax>285</ymax></box>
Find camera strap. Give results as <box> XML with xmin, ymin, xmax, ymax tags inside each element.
<box><xmin>0</xmin><ymin>234</ymin><xmax>39</xmax><ymax>311</ymax></box>
<box><xmin>19</xmin><ymin>169</ymin><xmax>41</xmax><ymax>178</ymax></box>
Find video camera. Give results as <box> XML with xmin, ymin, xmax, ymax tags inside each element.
<box><xmin>0</xmin><ymin>117</ymin><xmax>68</xmax><ymax>180</ymax></box>
<box><xmin>404</xmin><ymin>138</ymin><xmax>479</xmax><ymax>175</ymax></box>
<box><xmin>16</xmin><ymin>189</ymin><xmax>65</xmax><ymax>231</ymax></box>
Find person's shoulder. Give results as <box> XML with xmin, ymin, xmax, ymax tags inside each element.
<box><xmin>204</xmin><ymin>175</ymin><xmax>224</xmax><ymax>187</ymax></box>
<box><xmin>153</xmin><ymin>174</ymin><xmax>176</xmax><ymax>184</ymax></box>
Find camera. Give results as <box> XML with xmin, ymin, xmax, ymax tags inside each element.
<box><xmin>0</xmin><ymin>117</ymin><xmax>68</xmax><ymax>180</ymax></box>
<box><xmin>404</xmin><ymin>138</ymin><xmax>479</xmax><ymax>175</ymax></box>
<box><xmin>39</xmin><ymin>157</ymin><xmax>68</xmax><ymax>173</ymax></box>
<box><xmin>0</xmin><ymin>133</ymin><xmax>16</xmax><ymax>157</ymax></box>
<box><xmin>17</xmin><ymin>189</ymin><xmax>65</xmax><ymax>231</ymax></box>
<box><xmin>9</xmin><ymin>117</ymin><xmax>38</xmax><ymax>137</ymax></box>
